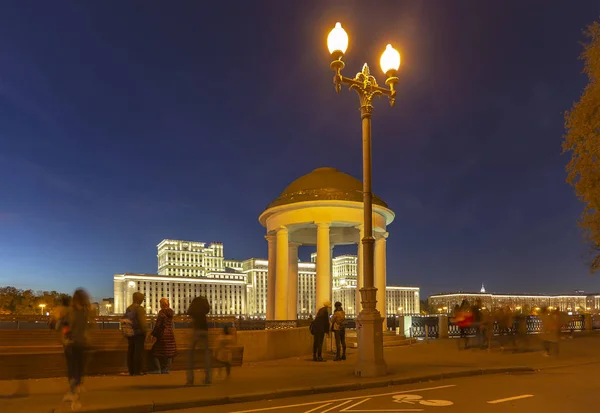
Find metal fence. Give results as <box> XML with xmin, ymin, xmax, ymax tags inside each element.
<box><xmin>410</xmin><ymin>314</ymin><xmax>590</xmax><ymax>339</ymax></box>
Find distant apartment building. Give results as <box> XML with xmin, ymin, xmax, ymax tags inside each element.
<box><xmin>114</xmin><ymin>239</ymin><xmax>420</xmax><ymax>317</ymax></box>
<box><xmin>428</xmin><ymin>287</ymin><xmax>590</xmax><ymax>313</ymax></box>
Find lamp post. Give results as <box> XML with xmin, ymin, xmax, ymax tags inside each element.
<box><xmin>39</xmin><ymin>303</ymin><xmax>46</xmax><ymax>316</ymax></box>
<box><xmin>106</xmin><ymin>303</ymin><xmax>112</xmax><ymax>315</ymax></box>
<box><xmin>327</xmin><ymin>22</ymin><xmax>401</xmax><ymax>377</ymax></box>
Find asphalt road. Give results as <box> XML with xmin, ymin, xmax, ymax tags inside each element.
<box><xmin>169</xmin><ymin>362</ymin><xmax>600</xmax><ymax>413</ymax></box>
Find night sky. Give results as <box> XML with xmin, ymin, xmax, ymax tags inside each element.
<box><xmin>1</xmin><ymin>1</ymin><xmax>599</xmax><ymax>300</ymax></box>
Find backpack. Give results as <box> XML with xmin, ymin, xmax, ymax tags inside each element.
<box><xmin>120</xmin><ymin>307</ymin><xmax>139</xmax><ymax>337</ymax></box>
<box><xmin>309</xmin><ymin>320</ymin><xmax>316</xmax><ymax>335</ymax></box>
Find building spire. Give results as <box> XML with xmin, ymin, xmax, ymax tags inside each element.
<box><xmin>480</xmin><ymin>283</ymin><xmax>486</xmax><ymax>293</ymax></box>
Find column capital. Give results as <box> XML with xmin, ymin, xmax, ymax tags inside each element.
<box><xmin>265</xmin><ymin>234</ymin><xmax>276</xmax><ymax>241</ymax></box>
<box><xmin>376</xmin><ymin>232</ymin><xmax>389</xmax><ymax>241</ymax></box>
<box><xmin>288</xmin><ymin>241</ymin><xmax>302</xmax><ymax>248</ymax></box>
<box><xmin>276</xmin><ymin>226</ymin><xmax>288</xmax><ymax>234</ymax></box>
<box><xmin>315</xmin><ymin>221</ymin><xmax>331</xmax><ymax>229</ymax></box>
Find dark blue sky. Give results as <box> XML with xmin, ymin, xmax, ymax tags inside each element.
<box><xmin>0</xmin><ymin>1</ymin><xmax>599</xmax><ymax>300</ymax></box>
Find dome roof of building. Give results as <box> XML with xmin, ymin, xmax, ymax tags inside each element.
<box><xmin>266</xmin><ymin>167</ymin><xmax>388</xmax><ymax>209</ymax></box>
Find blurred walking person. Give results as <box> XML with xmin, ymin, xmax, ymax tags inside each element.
<box><xmin>215</xmin><ymin>326</ymin><xmax>235</xmax><ymax>377</ymax></box>
<box><xmin>498</xmin><ymin>306</ymin><xmax>514</xmax><ymax>350</ymax></box>
<box><xmin>61</xmin><ymin>288</ymin><xmax>93</xmax><ymax>410</ymax></box>
<box><xmin>150</xmin><ymin>298</ymin><xmax>177</xmax><ymax>374</ymax></box>
<box><xmin>471</xmin><ymin>299</ymin><xmax>483</xmax><ymax>348</ymax></box>
<box><xmin>186</xmin><ymin>295</ymin><xmax>212</xmax><ymax>385</ymax></box>
<box><xmin>312</xmin><ymin>301</ymin><xmax>331</xmax><ymax>361</ymax></box>
<box><xmin>480</xmin><ymin>307</ymin><xmax>494</xmax><ymax>350</ymax></box>
<box><xmin>331</xmin><ymin>301</ymin><xmax>346</xmax><ymax>361</ymax></box>
<box><xmin>455</xmin><ymin>299</ymin><xmax>472</xmax><ymax>350</ymax></box>
<box><xmin>50</xmin><ymin>296</ymin><xmax>71</xmax><ymax>330</ymax></box>
<box><xmin>542</xmin><ymin>307</ymin><xmax>560</xmax><ymax>357</ymax></box>
<box><xmin>125</xmin><ymin>292</ymin><xmax>148</xmax><ymax>375</ymax></box>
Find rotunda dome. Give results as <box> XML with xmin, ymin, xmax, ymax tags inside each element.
<box><xmin>266</xmin><ymin>167</ymin><xmax>388</xmax><ymax>209</ymax></box>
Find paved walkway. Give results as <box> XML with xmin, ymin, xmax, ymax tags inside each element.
<box><xmin>2</xmin><ymin>335</ymin><xmax>599</xmax><ymax>413</ymax></box>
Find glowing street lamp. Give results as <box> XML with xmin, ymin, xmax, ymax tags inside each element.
<box><xmin>39</xmin><ymin>303</ymin><xmax>46</xmax><ymax>315</ymax></box>
<box><xmin>105</xmin><ymin>303</ymin><xmax>112</xmax><ymax>314</ymax></box>
<box><xmin>327</xmin><ymin>21</ymin><xmax>401</xmax><ymax>379</ymax></box>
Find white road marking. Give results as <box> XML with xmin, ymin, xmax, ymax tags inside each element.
<box><xmin>322</xmin><ymin>400</ymin><xmax>353</xmax><ymax>412</ymax></box>
<box><xmin>340</xmin><ymin>398</ymin><xmax>372</xmax><ymax>411</ymax></box>
<box><xmin>231</xmin><ymin>385</ymin><xmax>457</xmax><ymax>413</ymax></box>
<box><xmin>419</xmin><ymin>399</ymin><xmax>453</xmax><ymax>407</ymax></box>
<box><xmin>340</xmin><ymin>397</ymin><xmax>423</xmax><ymax>412</ymax></box>
<box><xmin>487</xmin><ymin>394</ymin><xmax>534</xmax><ymax>404</ymax></box>
<box><xmin>303</xmin><ymin>403</ymin><xmax>332</xmax><ymax>413</ymax></box>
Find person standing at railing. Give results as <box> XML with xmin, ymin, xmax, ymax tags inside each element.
<box><xmin>331</xmin><ymin>301</ymin><xmax>346</xmax><ymax>361</ymax></box>
<box><xmin>125</xmin><ymin>292</ymin><xmax>148</xmax><ymax>376</ymax></box>
<box><xmin>149</xmin><ymin>298</ymin><xmax>177</xmax><ymax>374</ymax></box>
<box><xmin>311</xmin><ymin>301</ymin><xmax>331</xmax><ymax>362</ymax></box>
<box><xmin>186</xmin><ymin>295</ymin><xmax>212</xmax><ymax>386</ymax></box>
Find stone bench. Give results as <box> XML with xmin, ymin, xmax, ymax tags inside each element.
<box><xmin>0</xmin><ymin>328</ymin><xmax>243</xmax><ymax>380</ymax></box>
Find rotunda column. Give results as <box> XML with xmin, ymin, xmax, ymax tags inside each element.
<box><xmin>275</xmin><ymin>227</ymin><xmax>289</xmax><ymax>320</ymax></box>
<box><xmin>375</xmin><ymin>232</ymin><xmax>389</xmax><ymax>329</ymax></box>
<box><xmin>355</xmin><ymin>224</ymin><xmax>364</xmax><ymax>317</ymax></box>
<box><xmin>265</xmin><ymin>234</ymin><xmax>277</xmax><ymax>320</ymax></box>
<box><xmin>316</xmin><ymin>222</ymin><xmax>332</xmax><ymax>313</ymax></box>
<box><xmin>288</xmin><ymin>242</ymin><xmax>301</xmax><ymax>320</ymax></box>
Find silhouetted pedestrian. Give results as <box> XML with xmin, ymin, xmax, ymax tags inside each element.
<box><xmin>312</xmin><ymin>301</ymin><xmax>331</xmax><ymax>361</ymax></box>
<box><xmin>125</xmin><ymin>292</ymin><xmax>148</xmax><ymax>375</ymax></box>
<box><xmin>186</xmin><ymin>295</ymin><xmax>212</xmax><ymax>385</ymax></box>
<box><xmin>61</xmin><ymin>288</ymin><xmax>93</xmax><ymax>410</ymax></box>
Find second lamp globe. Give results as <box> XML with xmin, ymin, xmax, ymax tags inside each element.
<box><xmin>380</xmin><ymin>44</ymin><xmax>401</xmax><ymax>76</ymax></box>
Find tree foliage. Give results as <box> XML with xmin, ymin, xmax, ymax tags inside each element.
<box><xmin>0</xmin><ymin>287</ymin><xmax>70</xmax><ymax>315</ymax></box>
<box><xmin>564</xmin><ymin>19</ymin><xmax>600</xmax><ymax>272</ymax></box>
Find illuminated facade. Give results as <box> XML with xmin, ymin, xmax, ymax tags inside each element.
<box><xmin>114</xmin><ymin>239</ymin><xmax>420</xmax><ymax>317</ymax></box>
<box><xmin>428</xmin><ymin>292</ymin><xmax>588</xmax><ymax>313</ymax></box>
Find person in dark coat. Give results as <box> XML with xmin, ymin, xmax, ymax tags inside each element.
<box><xmin>126</xmin><ymin>292</ymin><xmax>148</xmax><ymax>375</ymax></box>
<box><xmin>313</xmin><ymin>301</ymin><xmax>331</xmax><ymax>362</ymax></box>
<box><xmin>150</xmin><ymin>298</ymin><xmax>177</xmax><ymax>374</ymax></box>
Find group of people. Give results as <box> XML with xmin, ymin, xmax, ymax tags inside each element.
<box><xmin>311</xmin><ymin>300</ymin><xmax>347</xmax><ymax>362</ymax></box>
<box><xmin>48</xmin><ymin>290</ymin><xmax>229</xmax><ymax>409</ymax></box>
<box><xmin>452</xmin><ymin>299</ymin><xmax>564</xmax><ymax>355</ymax></box>
<box><xmin>123</xmin><ymin>292</ymin><xmax>231</xmax><ymax>385</ymax></box>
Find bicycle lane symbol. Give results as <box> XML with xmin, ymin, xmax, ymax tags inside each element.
<box><xmin>393</xmin><ymin>394</ymin><xmax>454</xmax><ymax>407</ymax></box>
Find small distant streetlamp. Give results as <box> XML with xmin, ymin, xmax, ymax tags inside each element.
<box><xmin>442</xmin><ymin>306</ymin><xmax>448</xmax><ymax>314</ymax></box>
<box><xmin>105</xmin><ymin>303</ymin><xmax>112</xmax><ymax>315</ymax></box>
<box><xmin>327</xmin><ymin>22</ymin><xmax>401</xmax><ymax>378</ymax></box>
<box><xmin>38</xmin><ymin>303</ymin><xmax>46</xmax><ymax>315</ymax></box>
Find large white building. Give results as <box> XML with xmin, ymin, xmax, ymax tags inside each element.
<box><xmin>114</xmin><ymin>239</ymin><xmax>420</xmax><ymax>317</ymax></box>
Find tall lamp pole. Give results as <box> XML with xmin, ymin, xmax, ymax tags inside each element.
<box><xmin>327</xmin><ymin>22</ymin><xmax>401</xmax><ymax>378</ymax></box>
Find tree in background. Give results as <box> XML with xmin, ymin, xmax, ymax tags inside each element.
<box><xmin>0</xmin><ymin>287</ymin><xmax>70</xmax><ymax>315</ymax></box>
<box><xmin>564</xmin><ymin>19</ymin><xmax>600</xmax><ymax>271</ymax></box>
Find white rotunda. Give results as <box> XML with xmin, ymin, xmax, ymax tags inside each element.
<box><xmin>258</xmin><ymin>167</ymin><xmax>395</xmax><ymax>322</ymax></box>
